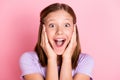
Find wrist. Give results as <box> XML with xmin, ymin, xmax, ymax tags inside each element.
<box><xmin>62</xmin><ymin>54</ymin><xmax>72</xmax><ymax>60</ymax></box>
<box><xmin>62</xmin><ymin>56</ymin><xmax>72</xmax><ymax>62</ymax></box>
<box><xmin>47</xmin><ymin>54</ymin><xmax>57</xmax><ymax>60</ymax></box>
<box><xmin>48</xmin><ymin>57</ymin><xmax>57</xmax><ymax>61</ymax></box>
<box><xmin>48</xmin><ymin>57</ymin><xmax>57</xmax><ymax>63</ymax></box>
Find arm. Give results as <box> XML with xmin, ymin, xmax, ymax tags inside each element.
<box><xmin>74</xmin><ymin>73</ymin><xmax>90</xmax><ymax>80</ymax></box>
<box><xmin>46</xmin><ymin>58</ymin><xmax>58</xmax><ymax>80</ymax></box>
<box><xmin>60</xmin><ymin>26</ymin><xmax>91</xmax><ymax>80</ymax></box>
<box><xmin>60</xmin><ymin>58</ymin><xmax>90</xmax><ymax>80</ymax></box>
<box><xmin>74</xmin><ymin>54</ymin><xmax>94</xmax><ymax>80</ymax></box>
<box><xmin>60</xmin><ymin>57</ymin><xmax>73</xmax><ymax>80</ymax></box>
<box><xmin>24</xmin><ymin>73</ymin><xmax>44</xmax><ymax>80</ymax></box>
<box><xmin>19</xmin><ymin>52</ymin><xmax>45</xmax><ymax>80</ymax></box>
<box><xmin>60</xmin><ymin>25</ymin><xmax>76</xmax><ymax>80</ymax></box>
<box><xmin>23</xmin><ymin>60</ymin><xmax>58</xmax><ymax>80</ymax></box>
<box><xmin>20</xmin><ymin>25</ymin><xmax>58</xmax><ymax>80</ymax></box>
<box><xmin>41</xmin><ymin>26</ymin><xmax>58</xmax><ymax>80</ymax></box>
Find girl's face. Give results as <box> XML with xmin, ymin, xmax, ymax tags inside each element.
<box><xmin>44</xmin><ymin>10</ymin><xmax>75</xmax><ymax>55</ymax></box>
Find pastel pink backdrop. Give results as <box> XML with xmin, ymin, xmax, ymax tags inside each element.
<box><xmin>0</xmin><ymin>0</ymin><xmax>120</xmax><ymax>80</ymax></box>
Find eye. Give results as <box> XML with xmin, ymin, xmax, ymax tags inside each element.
<box><xmin>49</xmin><ymin>24</ymin><xmax>55</xmax><ymax>28</ymax></box>
<box><xmin>64</xmin><ymin>23</ymin><xmax>70</xmax><ymax>27</ymax></box>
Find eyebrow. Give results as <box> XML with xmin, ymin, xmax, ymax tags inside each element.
<box><xmin>45</xmin><ymin>18</ymin><xmax>73</xmax><ymax>22</ymax></box>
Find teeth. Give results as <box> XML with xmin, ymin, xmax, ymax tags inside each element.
<box><xmin>56</xmin><ymin>39</ymin><xmax>64</xmax><ymax>41</ymax></box>
<box><xmin>55</xmin><ymin>39</ymin><xmax>65</xmax><ymax>46</ymax></box>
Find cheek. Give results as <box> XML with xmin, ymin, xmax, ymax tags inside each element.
<box><xmin>46</xmin><ymin>30</ymin><xmax>54</xmax><ymax>41</ymax></box>
<box><xmin>65</xmin><ymin>30</ymin><xmax>73</xmax><ymax>40</ymax></box>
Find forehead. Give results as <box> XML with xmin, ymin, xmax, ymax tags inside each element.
<box><xmin>44</xmin><ymin>10</ymin><xmax>73</xmax><ymax>22</ymax></box>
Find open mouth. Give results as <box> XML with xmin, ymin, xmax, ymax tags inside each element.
<box><xmin>54</xmin><ymin>39</ymin><xmax>66</xmax><ymax>47</ymax></box>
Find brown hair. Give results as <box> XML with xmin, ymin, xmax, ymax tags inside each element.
<box><xmin>35</xmin><ymin>3</ymin><xmax>81</xmax><ymax>69</ymax></box>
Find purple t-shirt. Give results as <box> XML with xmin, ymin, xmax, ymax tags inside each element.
<box><xmin>19</xmin><ymin>51</ymin><xmax>94</xmax><ymax>80</ymax></box>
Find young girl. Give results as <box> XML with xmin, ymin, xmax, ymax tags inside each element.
<box><xmin>20</xmin><ymin>3</ymin><xmax>94</xmax><ymax>80</ymax></box>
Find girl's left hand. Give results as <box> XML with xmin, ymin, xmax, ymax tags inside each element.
<box><xmin>62</xmin><ymin>25</ymin><xmax>77</xmax><ymax>59</ymax></box>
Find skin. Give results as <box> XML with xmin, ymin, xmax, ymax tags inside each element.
<box><xmin>24</xmin><ymin>10</ymin><xmax>90</xmax><ymax>80</ymax></box>
<box><xmin>44</xmin><ymin>10</ymin><xmax>74</xmax><ymax>55</ymax></box>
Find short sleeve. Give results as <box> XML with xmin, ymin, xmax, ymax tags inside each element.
<box><xmin>19</xmin><ymin>51</ymin><xmax>44</xmax><ymax>79</ymax></box>
<box><xmin>74</xmin><ymin>53</ymin><xmax>94</xmax><ymax>79</ymax></box>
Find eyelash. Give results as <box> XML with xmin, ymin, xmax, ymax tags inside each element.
<box><xmin>49</xmin><ymin>24</ymin><xmax>55</xmax><ymax>28</ymax></box>
<box><xmin>64</xmin><ymin>23</ymin><xmax>71</xmax><ymax>27</ymax></box>
<box><xmin>48</xmin><ymin>23</ymin><xmax>71</xmax><ymax>28</ymax></box>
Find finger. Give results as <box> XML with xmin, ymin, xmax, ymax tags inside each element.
<box><xmin>44</xmin><ymin>28</ymin><xmax>49</xmax><ymax>44</ymax></box>
<box><xmin>43</xmin><ymin>25</ymin><xmax>49</xmax><ymax>44</ymax></box>
<box><xmin>42</xmin><ymin>25</ymin><xmax>55</xmax><ymax>55</ymax></box>
<box><xmin>41</xmin><ymin>25</ymin><xmax>45</xmax><ymax>47</ymax></box>
<box><xmin>73</xmin><ymin>24</ymin><xmax>76</xmax><ymax>41</ymax></box>
<box><xmin>71</xmin><ymin>25</ymin><xmax>76</xmax><ymax>43</ymax></box>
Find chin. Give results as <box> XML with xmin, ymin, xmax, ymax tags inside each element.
<box><xmin>54</xmin><ymin>49</ymin><xmax>65</xmax><ymax>55</ymax></box>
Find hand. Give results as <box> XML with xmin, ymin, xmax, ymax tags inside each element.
<box><xmin>62</xmin><ymin>25</ymin><xmax>77</xmax><ymax>59</ymax></box>
<box><xmin>40</xmin><ymin>25</ymin><xmax>57</xmax><ymax>60</ymax></box>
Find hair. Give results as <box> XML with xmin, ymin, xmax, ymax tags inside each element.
<box><xmin>35</xmin><ymin>3</ymin><xmax>81</xmax><ymax>69</ymax></box>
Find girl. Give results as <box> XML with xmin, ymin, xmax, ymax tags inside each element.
<box><xmin>20</xmin><ymin>3</ymin><xmax>94</xmax><ymax>80</ymax></box>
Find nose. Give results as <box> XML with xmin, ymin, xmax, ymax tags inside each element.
<box><xmin>56</xmin><ymin>26</ymin><xmax>63</xmax><ymax>35</ymax></box>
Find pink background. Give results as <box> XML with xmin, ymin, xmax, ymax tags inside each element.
<box><xmin>0</xmin><ymin>0</ymin><xmax>120</xmax><ymax>80</ymax></box>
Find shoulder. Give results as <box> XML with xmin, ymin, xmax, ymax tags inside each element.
<box><xmin>19</xmin><ymin>51</ymin><xmax>38</xmax><ymax>63</ymax></box>
<box><xmin>19</xmin><ymin>51</ymin><xmax>44</xmax><ymax>78</ymax></box>
<box><xmin>78</xmin><ymin>53</ymin><xmax>94</xmax><ymax>65</ymax></box>
<box><xmin>19</xmin><ymin>51</ymin><xmax>40</xmax><ymax>72</ymax></box>
<box><xmin>73</xmin><ymin>53</ymin><xmax>94</xmax><ymax>79</ymax></box>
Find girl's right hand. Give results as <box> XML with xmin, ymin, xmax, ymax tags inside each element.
<box><xmin>40</xmin><ymin>25</ymin><xmax>57</xmax><ymax>60</ymax></box>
